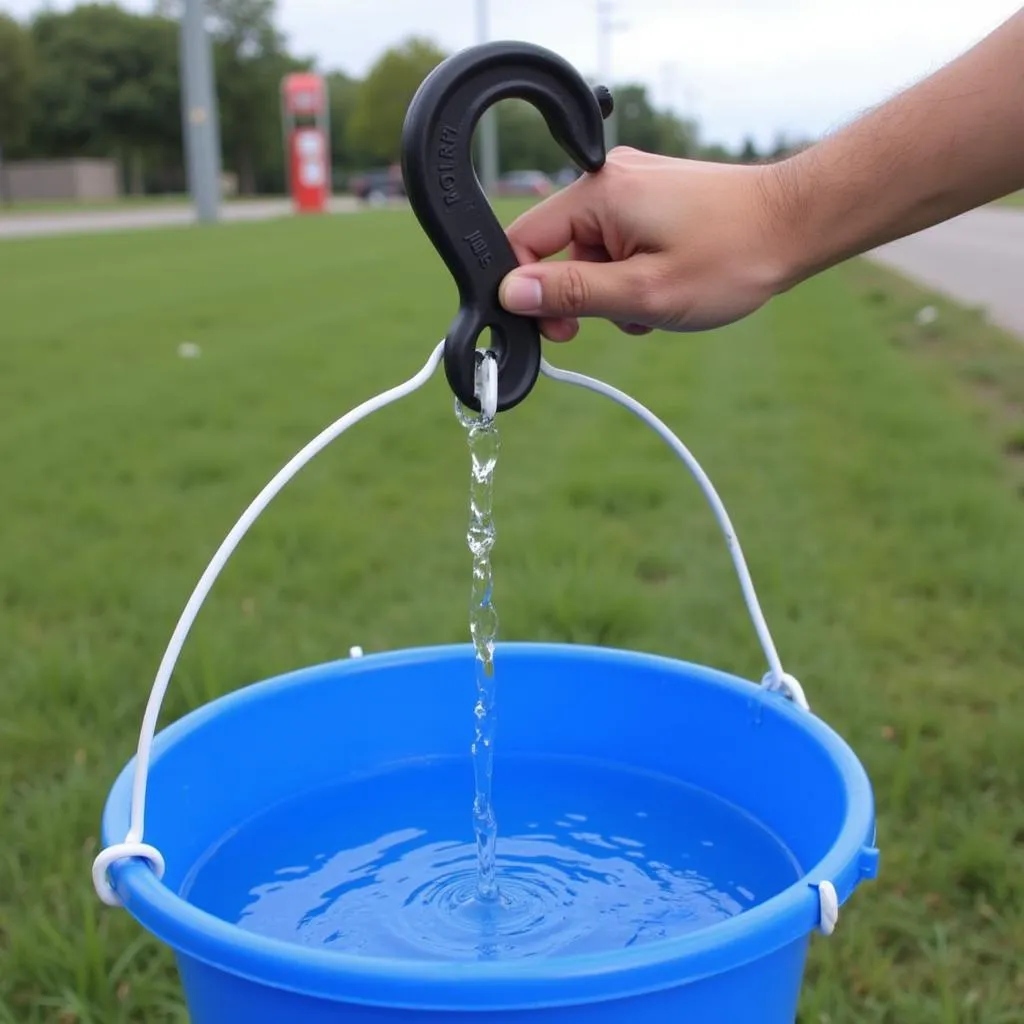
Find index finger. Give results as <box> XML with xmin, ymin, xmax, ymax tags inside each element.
<box><xmin>505</xmin><ymin>175</ymin><xmax>605</xmax><ymax>265</ymax></box>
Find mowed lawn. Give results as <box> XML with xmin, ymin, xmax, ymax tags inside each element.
<box><xmin>1</xmin><ymin>204</ymin><xmax>1022</xmax><ymax>1024</ymax></box>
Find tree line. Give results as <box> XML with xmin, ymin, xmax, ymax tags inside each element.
<box><xmin>0</xmin><ymin>1</ymin><xmax>804</xmax><ymax>200</ymax></box>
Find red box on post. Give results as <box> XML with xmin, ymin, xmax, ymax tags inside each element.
<box><xmin>281</xmin><ymin>73</ymin><xmax>330</xmax><ymax>214</ymax></box>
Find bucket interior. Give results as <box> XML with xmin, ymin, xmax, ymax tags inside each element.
<box><xmin>103</xmin><ymin>643</ymin><xmax>876</xmax><ymax>1005</ymax></box>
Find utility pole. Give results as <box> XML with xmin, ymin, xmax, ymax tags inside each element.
<box><xmin>662</xmin><ymin>61</ymin><xmax>699</xmax><ymax>122</ymax></box>
<box><xmin>596</xmin><ymin>1</ymin><xmax>627</xmax><ymax>150</ymax></box>
<box><xmin>661</xmin><ymin>61</ymin><xmax>677</xmax><ymax>114</ymax></box>
<box><xmin>476</xmin><ymin>0</ymin><xmax>499</xmax><ymax>195</ymax></box>
<box><xmin>181</xmin><ymin>0</ymin><xmax>221</xmax><ymax>223</ymax></box>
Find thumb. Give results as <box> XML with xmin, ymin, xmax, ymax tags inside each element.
<box><xmin>499</xmin><ymin>260</ymin><xmax>650</xmax><ymax>323</ymax></box>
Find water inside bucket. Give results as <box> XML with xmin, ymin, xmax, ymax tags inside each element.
<box><xmin>180</xmin><ymin>754</ymin><xmax>802</xmax><ymax>962</ymax></box>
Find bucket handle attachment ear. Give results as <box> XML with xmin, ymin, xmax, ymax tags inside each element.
<box><xmin>92</xmin><ymin>340</ymin><xmax>812</xmax><ymax>909</ymax></box>
<box><xmin>400</xmin><ymin>40</ymin><xmax>613</xmax><ymax>415</ymax></box>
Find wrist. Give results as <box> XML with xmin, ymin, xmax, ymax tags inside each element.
<box><xmin>754</xmin><ymin>155</ymin><xmax>820</xmax><ymax>297</ymax></box>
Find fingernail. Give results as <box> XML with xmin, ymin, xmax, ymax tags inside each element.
<box><xmin>502</xmin><ymin>275</ymin><xmax>543</xmax><ymax>313</ymax></box>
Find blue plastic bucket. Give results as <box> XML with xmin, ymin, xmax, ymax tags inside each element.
<box><xmin>94</xmin><ymin>341</ymin><xmax>878</xmax><ymax>1021</ymax></box>
<box><xmin>100</xmin><ymin>642</ymin><xmax>878</xmax><ymax>1023</ymax></box>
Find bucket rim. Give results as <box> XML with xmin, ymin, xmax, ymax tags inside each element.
<box><xmin>101</xmin><ymin>641</ymin><xmax>878</xmax><ymax>1011</ymax></box>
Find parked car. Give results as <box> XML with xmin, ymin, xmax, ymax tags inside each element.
<box><xmin>552</xmin><ymin>166</ymin><xmax>582</xmax><ymax>188</ymax></box>
<box><xmin>349</xmin><ymin>165</ymin><xmax>406</xmax><ymax>204</ymax></box>
<box><xmin>494</xmin><ymin>170</ymin><xmax>553</xmax><ymax>198</ymax></box>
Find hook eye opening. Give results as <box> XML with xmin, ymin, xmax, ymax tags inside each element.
<box><xmin>475</xmin><ymin>324</ymin><xmax>506</xmax><ymax>370</ymax></box>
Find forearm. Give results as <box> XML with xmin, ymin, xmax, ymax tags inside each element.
<box><xmin>767</xmin><ymin>8</ymin><xmax>1024</xmax><ymax>290</ymax></box>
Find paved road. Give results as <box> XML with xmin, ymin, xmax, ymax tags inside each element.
<box><xmin>868</xmin><ymin>206</ymin><xmax>1024</xmax><ymax>338</ymax></box>
<box><xmin>0</xmin><ymin>195</ymin><xmax>363</xmax><ymax>241</ymax></box>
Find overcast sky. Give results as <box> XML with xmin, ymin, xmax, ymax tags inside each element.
<box><xmin>5</xmin><ymin>0</ymin><xmax>1021</xmax><ymax>149</ymax></box>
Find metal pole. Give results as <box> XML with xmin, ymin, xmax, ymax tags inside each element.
<box><xmin>280</xmin><ymin>84</ymin><xmax>291</xmax><ymax>202</ymax></box>
<box><xmin>476</xmin><ymin>0</ymin><xmax>499</xmax><ymax>194</ymax></box>
<box><xmin>320</xmin><ymin>77</ymin><xmax>333</xmax><ymax>198</ymax></box>
<box><xmin>596</xmin><ymin>1</ymin><xmax>624</xmax><ymax>150</ymax></box>
<box><xmin>181</xmin><ymin>0</ymin><xmax>221</xmax><ymax>223</ymax></box>
<box><xmin>661</xmin><ymin>61</ymin><xmax>676</xmax><ymax>114</ymax></box>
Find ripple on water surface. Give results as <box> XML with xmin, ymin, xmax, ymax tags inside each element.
<box><xmin>181</xmin><ymin>756</ymin><xmax>801</xmax><ymax>961</ymax></box>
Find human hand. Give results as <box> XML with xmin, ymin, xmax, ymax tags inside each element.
<box><xmin>498</xmin><ymin>147</ymin><xmax>793</xmax><ymax>341</ymax></box>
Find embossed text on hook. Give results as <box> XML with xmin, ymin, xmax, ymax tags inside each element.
<box><xmin>437</xmin><ymin>125</ymin><xmax>460</xmax><ymax>206</ymax></box>
<box><xmin>464</xmin><ymin>230</ymin><xmax>493</xmax><ymax>270</ymax></box>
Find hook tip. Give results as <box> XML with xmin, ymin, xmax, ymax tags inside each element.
<box><xmin>594</xmin><ymin>85</ymin><xmax>614</xmax><ymax>120</ymax></box>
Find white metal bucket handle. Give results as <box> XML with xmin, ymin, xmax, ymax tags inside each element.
<box><xmin>92</xmin><ymin>339</ymin><xmax>814</xmax><ymax>916</ymax></box>
<box><xmin>540</xmin><ymin>356</ymin><xmax>806</xmax><ymax>712</ymax></box>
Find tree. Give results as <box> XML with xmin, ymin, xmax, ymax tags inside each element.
<box><xmin>326</xmin><ymin>70</ymin><xmax>361</xmax><ymax>173</ymax></box>
<box><xmin>614</xmin><ymin>84</ymin><xmax>663</xmax><ymax>153</ymax></box>
<box><xmin>205</xmin><ymin>0</ymin><xmax>307</xmax><ymax>194</ymax></box>
<box><xmin>654</xmin><ymin>111</ymin><xmax>699</xmax><ymax>158</ymax></box>
<box><xmin>494</xmin><ymin>99</ymin><xmax>566</xmax><ymax>174</ymax></box>
<box><xmin>486</xmin><ymin>85</ymin><xmax>699</xmax><ymax>177</ymax></box>
<box><xmin>104</xmin><ymin>14</ymin><xmax>180</xmax><ymax>193</ymax></box>
<box><xmin>27</xmin><ymin>5</ymin><xmax>180</xmax><ymax>192</ymax></box>
<box><xmin>606</xmin><ymin>84</ymin><xmax>699</xmax><ymax>158</ymax></box>
<box><xmin>208</xmin><ymin>0</ymin><xmax>312</xmax><ymax>194</ymax></box>
<box><xmin>767</xmin><ymin>131</ymin><xmax>812</xmax><ymax>160</ymax></box>
<box><xmin>347</xmin><ymin>37</ymin><xmax>447</xmax><ymax>166</ymax></box>
<box><xmin>738</xmin><ymin>136</ymin><xmax>760</xmax><ymax>163</ymax></box>
<box><xmin>0</xmin><ymin>13</ymin><xmax>33</xmax><ymax>203</ymax></box>
<box><xmin>697</xmin><ymin>143</ymin><xmax>735</xmax><ymax>164</ymax></box>
<box><xmin>158</xmin><ymin>0</ymin><xmax>311</xmax><ymax>194</ymax></box>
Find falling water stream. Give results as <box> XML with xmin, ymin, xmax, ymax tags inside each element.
<box><xmin>455</xmin><ymin>352</ymin><xmax>502</xmax><ymax>902</ymax></box>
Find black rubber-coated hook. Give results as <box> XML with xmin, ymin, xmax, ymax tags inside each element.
<box><xmin>401</xmin><ymin>41</ymin><xmax>613</xmax><ymax>413</ymax></box>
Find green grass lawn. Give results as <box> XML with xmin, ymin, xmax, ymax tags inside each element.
<box><xmin>1</xmin><ymin>205</ymin><xmax>1023</xmax><ymax>1023</ymax></box>
<box><xmin>995</xmin><ymin>191</ymin><xmax>1024</xmax><ymax>208</ymax></box>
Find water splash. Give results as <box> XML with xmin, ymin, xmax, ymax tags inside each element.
<box><xmin>455</xmin><ymin>354</ymin><xmax>501</xmax><ymax>902</ymax></box>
